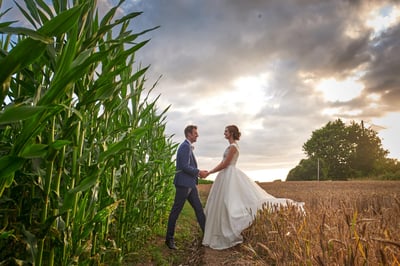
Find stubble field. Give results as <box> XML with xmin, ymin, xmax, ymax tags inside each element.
<box><xmin>197</xmin><ymin>180</ymin><xmax>400</xmax><ymax>265</ymax></box>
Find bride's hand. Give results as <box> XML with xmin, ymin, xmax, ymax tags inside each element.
<box><xmin>199</xmin><ymin>170</ymin><xmax>208</xmax><ymax>178</ymax></box>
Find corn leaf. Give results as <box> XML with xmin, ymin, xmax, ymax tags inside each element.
<box><xmin>0</xmin><ymin>155</ymin><xmax>25</xmax><ymax>196</ymax></box>
<box><xmin>0</xmin><ymin>27</ymin><xmax>53</xmax><ymax>43</ymax></box>
<box><xmin>19</xmin><ymin>143</ymin><xmax>48</xmax><ymax>159</ymax></box>
<box><xmin>68</xmin><ymin>173</ymin><xmax>98</xmax><ymax>194</ymax></box>
<box><xmin>0</xmin><ymin>6</ymin><xmax>82</xmax><ymax>84</ymax></box>
<box><xmin>0</xmin><ymin>105</ymin><xmax>47</xmax><ymax>125</ymax></box>
<box><xmin>50</xmin><ymin>140</ymin><xmax>72</xmax><ymax>150</ymax></box>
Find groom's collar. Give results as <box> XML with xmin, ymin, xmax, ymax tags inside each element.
<box><xmin>185</xmin><ymin>139</ymin><xmax>195</xmax><ymax>150</ymax></box>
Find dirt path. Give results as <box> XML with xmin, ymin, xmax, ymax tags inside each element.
<box><xmin>201</xmin><ymin>245</ymin><xmax>253</xmax><ymax>265</ymax></box>
<box><xmin>175</xmin><ymin>230</ymin><xmax>249</xmax><ymax>265</ymax></box>
<box><xmin>190</xmin><ymin>184</ymin><xmax>253</xmax><ymax>265</ymax></box>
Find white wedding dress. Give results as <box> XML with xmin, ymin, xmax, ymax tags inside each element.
<box><xmin>202</xmin><ymin>143</ymin><xmax>304</xmax><ymax>250</ymax></box>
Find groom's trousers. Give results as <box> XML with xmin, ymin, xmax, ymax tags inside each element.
<box><xmin>166</xmin><ymin>186</ymin><xmax>206</xmax><ymax>240</ymax></box>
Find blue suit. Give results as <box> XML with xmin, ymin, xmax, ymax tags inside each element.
<box><xmin>174</xmin><ymin>140</ymin><xmax>199</xmax><ymax>187</ymax></box>
<box><xmin>166</xmin><ymin>140</ymin><xmax>206</xmax><ymax>241</ymax></box>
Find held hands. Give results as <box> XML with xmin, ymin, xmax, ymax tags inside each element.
<box><xmin>199</xmin><ymin>170</ymin><xmax>209</xmax><ymax>179</ymax></box>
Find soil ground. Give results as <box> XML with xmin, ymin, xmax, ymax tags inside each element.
<box><xmin>195</xmin><ymin>183</ymin><xmax>260</xmax><ymax>265</ymax></box>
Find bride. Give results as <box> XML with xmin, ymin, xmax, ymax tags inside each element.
<box><xmin>202</xmin><ymin>125</ymin><xmax>304</xmax><ymax>250</ymax></box>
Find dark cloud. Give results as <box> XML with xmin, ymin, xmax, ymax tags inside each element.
<box><xmin>131</xmin><ymin>0</ymin><xmax>400</xmax><ymax>180</ymax></box>
<box><xmin>2</xmin><ymin>0</ymin><xmax>399</xmax><ymax>180</ymax></box>
<box><xmin>363</xmin><ymin>24</ymin><xmax>400</xmax><ymax>108</ymax></box>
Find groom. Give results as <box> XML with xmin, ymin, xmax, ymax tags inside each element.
<box><xmin>165</xmin><ymin>125</ymin><xmax>208</xmax><ymax>250</ymax></box>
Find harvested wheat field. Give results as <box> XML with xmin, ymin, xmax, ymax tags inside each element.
<box><xmin>197</xmin><ymin>181</ymin><xmax>400</xmax><ymax>265</ymax></box>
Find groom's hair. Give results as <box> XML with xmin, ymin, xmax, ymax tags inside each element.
<box><xmin>184</xmin><ymin>125</ymin><xmax>197</xmax><ymax>137</ymax></box>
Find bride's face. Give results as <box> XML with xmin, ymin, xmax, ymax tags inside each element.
<box><xmin>224</xmin><ymin>128</ymin><xmax>231</xmax><ymax>139</ymax></box>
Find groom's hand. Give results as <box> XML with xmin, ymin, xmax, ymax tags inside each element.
<box><xmin>199</xmin><ymin>170</ymin><xmax>209</xmax><ymax>179</ymax></box>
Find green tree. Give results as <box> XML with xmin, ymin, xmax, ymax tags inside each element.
<box><xmin>302</xmin><ymin>119</ymin><xmax>352</xmax><ymax>180</ymax></box>
<box><xmin>373</xmin><ymin>157</ymin><xmax>400</xmax><ymax>179</ymax></box>
<box><xmin>287</xmin><ymin>158</ymin><xmax>328</xmax><ymax>181</ymax></box>
<box><xmin>296</xmin><ymin>119</ymin><xmax>390</xmax><ymax>180</ymax></box>
<box><xmin>347</xmin><ymin>121</ymin><xmax>388</xmax><ymax>176</ymax></box>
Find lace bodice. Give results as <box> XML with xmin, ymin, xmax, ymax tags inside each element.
<box><xmin>223</xmin><ymin>143</ymin><xmax>239</xmax><ymax>166</ymax></box>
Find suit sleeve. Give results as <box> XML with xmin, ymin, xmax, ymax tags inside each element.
<box><xmin>176</xmin><ymin>143</ymin><xmax>199</xmax><ymax>177</ymax></box>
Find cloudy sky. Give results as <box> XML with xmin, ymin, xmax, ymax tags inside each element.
<box><xmin>3</xmin><ymin>1</ymin><xmax>400</xmax><ymax>181</ymax></box>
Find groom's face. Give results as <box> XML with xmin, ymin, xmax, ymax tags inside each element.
<box><xmin>187</xmin><ymin>128</ymin><xmax>199</xmax><ymax>143</ymax></box>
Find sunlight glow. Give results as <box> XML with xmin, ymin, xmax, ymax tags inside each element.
<box><xmin>372</xmin><ymin>113</ymin><xmax>400</xmax><ymax>160</ymax></box>
<box><xmin>205</xmin><ymin>168</ymin><xmax>289</xmax><ymax>182</ymax></box>
<box><xmin>368</xmin><ymin>102</ymin><xmax>379</xmax><ymax>109</ymax></box>
<box><xmin>231</xmin><ymin>74</ymin><xmax>271</xmax><ymax>114</ymax></box>
<box><xmin>367</xmin><ymin>93</ymin><xmax>381</xmax><ymax>101</ymax></box>
<box><xmin>316</xmin><ymin>77</ymin><xmax>364</xmax><ymax>102</ymax></box>
<box><xmin>245</xmin><ymin>168</ymin><xmax>289</xmax><ymax>182</ymax></box>
<box><xmin>195</xmin><ymin>73</ymin><xmax>271</xmax><ymax>116</ymax></box>
<box><xmin>321</xmin><ymin>108</ymin><xmax>362</xmax><ymax>117</ymax></box>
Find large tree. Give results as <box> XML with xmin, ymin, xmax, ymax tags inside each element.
<box><xmin>288</xmin><ymin>119</ymin><xmax>390</xmax><ymax>180</ymax></box>
<box><xmin>347</xmin><ymin>121</ymin><xmax>388</xmax><ymax>176</ymax></box>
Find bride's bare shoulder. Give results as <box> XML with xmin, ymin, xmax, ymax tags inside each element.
<box><xmin>230</xmin><ymin>143</ymin><xmax>239</xmax><ymax>150</ymax></box>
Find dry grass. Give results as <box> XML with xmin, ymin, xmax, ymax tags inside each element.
<box><xmin>238</xmin><ymin>181</ymin><xmax>400</xmax><ymax>265</ymax></box>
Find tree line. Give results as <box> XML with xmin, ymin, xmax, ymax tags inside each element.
<box><xmin>287</xmin><ymin>119</ymin><xmax>400</xmax><ymax>181</ymax></box>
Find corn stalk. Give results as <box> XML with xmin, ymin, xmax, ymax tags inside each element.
<box><xmin>0</xmin><ymin>0</ymin><xmax>175</xmax><ymax>264</ymax></box>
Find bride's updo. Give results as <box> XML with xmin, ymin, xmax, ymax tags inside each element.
<box><xmin>227</xmin><ymin>125</ymin><xmax>241</xmax><ymax>140</ymax></box>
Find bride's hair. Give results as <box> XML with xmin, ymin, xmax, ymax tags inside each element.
<box><xmin>227</xmin><ymin>125</ymin><xmax>241</xmax><ymax>140</ymax></box>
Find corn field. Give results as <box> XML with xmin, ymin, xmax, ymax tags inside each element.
<box><xmin>0</xmin><ymin>0</ymin><xmax>176</xmax><ymax>265</ymax></box>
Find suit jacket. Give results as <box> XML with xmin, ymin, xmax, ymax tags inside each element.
<box><xmin>174</xmin><ymin>139</ymin><xmax>199</xmax><ymax>188</ymax></box>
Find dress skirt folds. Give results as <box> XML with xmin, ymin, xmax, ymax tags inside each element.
<box><xmin>202</xmin><ymin>144</ymin><xmax>304</xmax><ymax>250</ymax></box>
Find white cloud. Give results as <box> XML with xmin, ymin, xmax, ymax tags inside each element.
<box><xmin>315</xmin><ymin>77</ymin><xmax>364</xmax><ymax>102</ymax></box>
<box><xmin>366</xmin><ymin>5</ymin><xmax>400</xmax><ymax>37</ymax></box>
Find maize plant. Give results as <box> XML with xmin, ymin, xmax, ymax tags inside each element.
<box><xmin>0</xmin><ymin>0</ymin><xmax>176</xmax><ymax>265</ymax></box>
